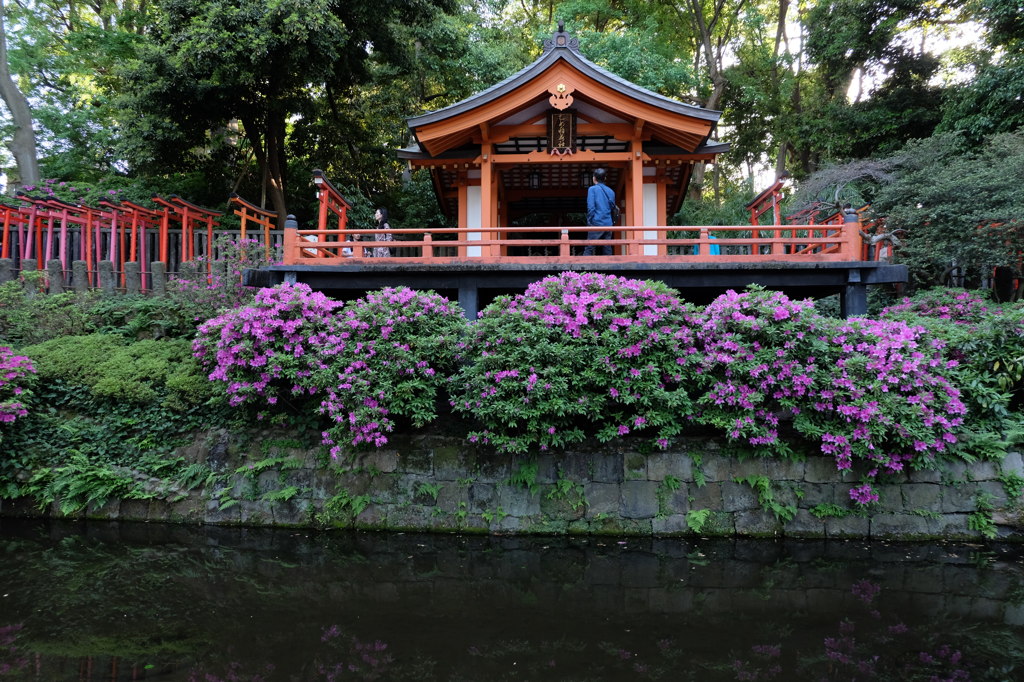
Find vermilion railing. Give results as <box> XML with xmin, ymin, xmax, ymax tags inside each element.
<box><xmin>283</xmin><ymin>221</ymin><xmax>866</xmax><ymax>265</ymax></box>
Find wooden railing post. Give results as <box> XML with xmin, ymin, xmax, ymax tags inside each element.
<box><xmin>560</xmin><ymin>229</ymin><xmax>570</xmax><ymax>257</ymax></box>
<box><xmin>422</xmin><ymin>232</ymin><xmax>433</xmax><ymax>260</ymax></box>
<box><xmin>842</xmin><ymin>207</ymin><xmax>861</xmax><ymax>260</ymax></box>
<box><xmin>283</xmin><ymin>217</ymin><xmax>302</xmax><ymax>261</ymax></box>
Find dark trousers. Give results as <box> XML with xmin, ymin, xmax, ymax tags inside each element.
<box><xmin>582</xmin><ymin>229</ymin><xmax>612</xmax><ymax>256</ymax></box>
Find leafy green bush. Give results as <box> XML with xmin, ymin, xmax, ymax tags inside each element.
<box><xmin>0</xmin><ymin>283</ymin><xmax>95</xmax><ymax>345</ymax></box>
<box><xmin>20</xmin><ymin>334</ymin><xmax>213</xmax><ymax>407</ymax></box>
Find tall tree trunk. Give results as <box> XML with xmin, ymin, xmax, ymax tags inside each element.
<box><xmin>264</xmin><ymin>109</ymin><xmax>288</xmax><ymax>224</ymax></box>
<box><xmin>241</xmin><ymin>112</ymin><xmax>288</xmax><ymax>223</ymax></box>
<box><xmin>0</xmin><ymin>0</ymin><xmax>40</xmax><ymax>190</ymax></box>
<box><xmin>675</xmin><ymin>0</ymin><xmax>743</xmax><ymax>200</ymax></box>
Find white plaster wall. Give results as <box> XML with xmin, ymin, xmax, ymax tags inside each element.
<box><xmin>467</xmin><ymin>186</ymin><xmax>482</xmax><ymax>258</ymax></box>
<box><xmin>642</xmin><ymin>183</ymin><xmax>659</xmax><ymax>256</ymax></box>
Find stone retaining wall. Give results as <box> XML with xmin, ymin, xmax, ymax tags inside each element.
<box><xmin>3</xmin><ymin>430</ymin><xmax>1023</xmax><ymax>540</ymax></box>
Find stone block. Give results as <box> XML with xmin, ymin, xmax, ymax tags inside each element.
<box><xmin>592</xmin><ymin>451</ymin><xmax>624</xmax><ymax>483</ymax></box>
<box><xmin>977</xmin><ymin>481</ymin><xmax>1008</xmax><ymax>507</ymax></box>
<box><xmin>968</xmin><ymin>460</ymin><xmax>999</xmax><ymax>481</ymax></box>
<box><xmin>271</xmin><ymin>498</ymin><xmax>312</xmax><ymax>526</ymax></box>
<box><xmin>805</xmin><ymin>457</ymin><xmax>841</xmax><ymax>483</ymax></box>
<box><xmin>623</xmin><ymin>452</ymin><xmax>647</xmax><ymax>480</ymax></box>
<box><xmin>939</xmin><ymin>460</ymin><xmax>969</xmax><ymax>482</ymax></box>
<box><xmin>1002</xmin><ymin>452</ymin><xmax>1024</xmax><ymax>477</ymax></box>
<box><xmin>689</xmin><ymin>482</ymin><xmax>723</xmax><ymax>510</ymax></box>
<box><xmin>800</xmin><ymin>483</ymin><xmax>836</xmax><ymax>508</ymax></box>
<box><xmin>733</xmin><ymin>508</ymin><xmax>782</xmax><ymax>536</ymax></box>
<box><xmin>874</xmin><ymin>484</ymin><xmax>905</xmax><ymax>513</ymax></box>
<box><xmin>120</xmin><ymin>499</ymin><xmax>150</xmax><ymax>521</ymax></box>
<box><xmin>870</xmin><ymin>513</ymin><xmax>930</xmax><ymax>539</ymax></box>
<box><xmin>784</xmin><ymin>509</ymin><xmax>826</xmax><ymax>537</ymax></box>
<box><xmin>901</xmin><ymin>483</ymin><xmax>942</xmax><ymax>512</ymax></box>
<box><xmin>941</xmin><ymin>484</ymin><xmax>977</xmax><ymax>512</ymax></box>
<box><xmin>396</xmin><ymin>447</ymin><xmax>433</xmax><ymax>475</ymax></box>
<box><xmin>720</xmin><ymin>481</ymin><xmax>760</xmax><ymax>512</ymax></box>
<box><xmin>238</xmin><ymin>500</ymin><xmax>271</xmax><ymax>525</ymax></box>
<box><xmin>469</xmin><ymin>482</ymin><xmax>498</xmax><ymax>508</ymax></box>
<box><xmin>560</xmin><ymin>451</ymin><xmax>593</xmax><ymax>481</ymax></box>
<box><xmin>534</xmin><ymin>454</ymin><xmax>558</xmax><ymax>484</ymax></box>
<box><xmin>387</xmin><ymin>505</ymin><xmax>438</xmax><ymax>531</ymax></box>
<box><xmin>584</xmin><ymin>482</ymin><xmax>620</xmax><ymax>516</ymax></box>
<box><xmin>765</xmin><ymin>457</ymin><xmax>805</xmax><ymax>481</ymax></box>
<box><xmin>731</xmin><ymin>458</ymin><xmax>767</xmax><ymax>479</ymax></box>
<box><xmin>1006</xmin><ymin>604</ymin><xmax>1024</xmax><ymax>627</ymax></box>
<box><xmin>87</xmin><ymin>499</ymin><xmax>121</xmax><ymax>520</ymax></box>
<box><xmin>362</xmin><ymin>450</ymin><xmax>399</xmax><ymax>474</ymax></box>
<box><xmin>353</xmin><ymin>503</ymin><xmax>387</xmax><ymax>529</ymax></box>
<box><xmin>929</xmin><ymin>513</ymin><xmax>972</xmax><ymax>539</ymax></box>
<box><xmin>908</xmin><ymin>467</ymin><xmax>942</xmax><ymax>483</ymax></box>
<box><xmin>659</xmin><ymin>486</ymin><xmax>689</xmax><ymax>516</ymax></box>
<box><xmin>539</xmin><ymin>489</ymin><xmax>585</xmax><ymax>521</ymax></box>
<box><xmin>432</xmin><ymin>445</ymin><xmax>466</xmax><ymax>481</ymax></box>
<box><xmin>701</xmin><ymin>455</ymin><xmax>732</xmax><ymax>482</ymax></box>
<box><xmin>646</xmin><ymin>451</ymin><xmax>691</xmax><ymax>481</ymax></box>
<box><xmin>652</xmin><ymin>514</ymin><xmax>689</xmax><ymax>535</ymax></box>
<box><xmin>620</xmin><ymin>481</ymin><xmax>659</xmax><ymax>519</ymax></box>
<box><xmin>496</xmin><ymin>485</ymin><xmax>541</xmax><ymax>517</ymax></box>
<box><xmin>436</xmin><ymin>484</ymin><xmax>470</xmax><ymax>511</ymax></box>
<box><xmin>824</xmin><ymin>515</ymin><xmax>870</xmax><ymax>538</ymax></box>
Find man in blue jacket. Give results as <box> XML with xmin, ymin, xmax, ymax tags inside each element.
<box><xmin>583</xmin><ymin>167</ymin><xmax>616</xmax><ymax>256</ymax></box>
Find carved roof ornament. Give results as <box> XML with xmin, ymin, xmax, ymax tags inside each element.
<box><xmin>543</xmin><ymin>20</ymin><xmax>581</xmax><ymax>54</ymax></box>
<box><xmin>548</xmin><ymin>82</ymin><xmax>575</xmax><ymax>110</ymax></box>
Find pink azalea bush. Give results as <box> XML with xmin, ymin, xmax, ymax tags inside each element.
<box><xmin>193</xmin><ymin>282</ymin><xmax>344</xmax><ymax>408</ymax></box>
<box><xmin>692</xmin><ymin>287</ymin><xmax>968</xmax><ymax>503</ymax></box>
<box><xmin>881</xmin><ymin>287</ymin><xmax>1024</xmax><ymax>434</ymax></box>
<box><xmin>0</xmin><ymin>347</ymin><xmax>34</xmax><ymax>437</ymax></box>
<box><xmin>794</xmin><ymin>317</ymin><xmax>967</xmax><ymax>503</ymax></box>
<box><xmin>194</xmin><ymin>283</ymin><xmax>464</xmax><ymax>455</ymax></box>
<box><xmin>315</xmin><ymin>287</ymin><xmax>465</xmax><ymax>454</ymax></box>
<box><xmin>880</xmin><ymin>287</ymin><xmax>997</xmax><ymax>324</ymax></box>
<box><xmin>448</xmin><ymin>272</ymin><xmax>701</xmax><ymax>453</ymax></box>
<box><xmin>690</xmin><ymin>287</ymin><xmax>826</xmax><ymax>453</ymax></box>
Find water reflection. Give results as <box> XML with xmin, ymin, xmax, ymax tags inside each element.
<box><xmin>1</xmin><ymin>519</ymin><xmax>1022</xmax><ymax>680</ymax></box>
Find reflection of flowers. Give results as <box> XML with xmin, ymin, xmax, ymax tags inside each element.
<box><xmin>316</xmin><ymin>625</ymin><xmax>393</xmax><ymax>681</ymax></box>
<box><xmin>0</xmin><ymin>624</ymin><xmax>29</xmax><ymax>676</ymax></box>
<box><xmin>726</xmin><ymin>580</ymin><xmax>977</xmax><ymax>681</ymax></box>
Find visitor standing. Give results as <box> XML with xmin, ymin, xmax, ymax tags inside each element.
<box><xmin>365</xmin><ymin>207</ymin><xmax>394</xmax><ymax>258</ymax></box>
<box><xmin>583</xmin><ymin>168</ymin><xmax>616</xmax><ymax>256</ymax></box>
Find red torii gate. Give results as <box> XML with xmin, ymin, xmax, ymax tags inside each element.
<box><xmin>0</xmin><ymin>193</ymin><xmax>227</xmax><ymax>289</ymax></box>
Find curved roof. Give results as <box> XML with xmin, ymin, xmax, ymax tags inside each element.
<box><xmin>407</xmin><ymin>27</ymin><xmax>722</xmax><ymax>130</ymax></box>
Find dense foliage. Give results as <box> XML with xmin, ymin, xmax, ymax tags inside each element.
<box><xmin>186</xmin><ymin>276</ymin><xmax>1020</xmax><ymax>505</ymax></box>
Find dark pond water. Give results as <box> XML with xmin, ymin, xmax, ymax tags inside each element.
<box><xmin>1</xmin><ymin>519</ymin><xmax>1023</xmax><ymax>681</ymax></box>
